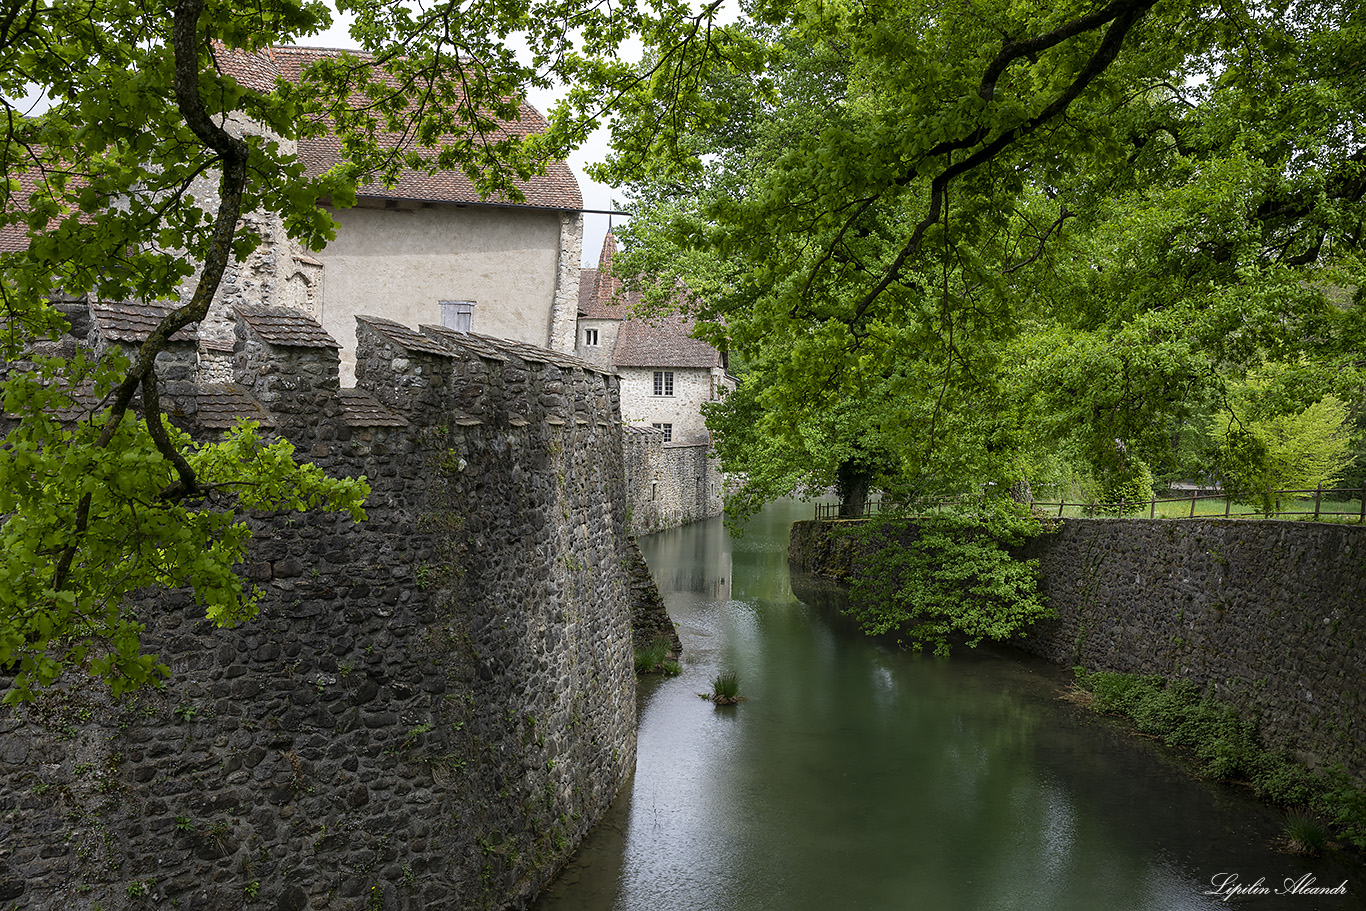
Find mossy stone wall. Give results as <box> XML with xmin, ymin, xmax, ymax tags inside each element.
<box><xmin>789</xmin><ymin>517</ymin><xmax>1366</xmax><ymax>782</ymax></box>
<box><xmin>0</xmin><ymin>313</ymin><xmax>646</xmax><ymax>911</ymax></box>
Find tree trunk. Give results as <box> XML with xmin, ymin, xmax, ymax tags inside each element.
<box><xmin>837</xmin><ymin>460</ymin><xmax>870</xmax><ymax>518</ymax></box>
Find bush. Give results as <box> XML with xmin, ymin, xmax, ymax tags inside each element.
<box><xmin>1097</xmin><ymin>459</ymin><xmax>1154</xmax><ymax>515</ymax></box>
<box><xmin>843</xmin><ymin>500</ymin><xmax>1051</xmax><ymax>656</ymax></box>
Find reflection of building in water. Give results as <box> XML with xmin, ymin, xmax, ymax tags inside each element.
<box><xmin>648</xmin><ymin>519</ymin><xmax>733</xmax><ymax>601</ymax></box>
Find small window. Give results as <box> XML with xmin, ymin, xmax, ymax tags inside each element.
<box><xmin>653</xmin><ymin>370</ymin><xmax>674</xmax><ymax>397</ymax></box>
<box><xmin>440</xmin><ymin>300</ymin><xmax>475</xmax><ymax>332</ymax></box>
<box><xmin>652</xmin><ymin>422</ymin><xmax>673</xmax><ymax>442</ymax></box>
<box><xmin>584</xmin><ymin>328</ymin><xmax>600</xmax><ymax>346</ymax></box>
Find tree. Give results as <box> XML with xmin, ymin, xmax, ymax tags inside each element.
<box><xmin>598</xmin><ymin>0</ymin><xmax>1366</xmax><ymax>513</ymax></box>
<box><xmin>1211</xmin><ymin>364</ymin><xmax>1358</xmax><ymax>510</ymax></box>
<box><xmin>0</xmin><ymin>0</ymin><xmax>737</xmax><ymax>699</ymax></box>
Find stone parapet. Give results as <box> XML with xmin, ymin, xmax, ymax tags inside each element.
<box><xmin>0</xmin><ymin>309</ymin><xmax>651</xmax><ymax>911</ymax></box>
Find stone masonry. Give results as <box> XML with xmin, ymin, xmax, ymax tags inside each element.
<box><xmin>0</xmin><ymin>308</ymin><xmax>651</xmax><ymax>911</ymax></box>
<box><xmin>789</xmin><ymin>517</ymin><xmax>1366</xmax><ymax>783</ymax></box>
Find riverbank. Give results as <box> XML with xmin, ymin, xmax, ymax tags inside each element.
<box><xmin>789</xmin><ymin>516</ymin><xmax>1366</xmax><ymax>785</ymax></box>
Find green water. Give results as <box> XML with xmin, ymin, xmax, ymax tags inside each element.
<box><xmin>535</xmin><ymin>501</ymin><xmax>1364</xmax><ymax>910</ymax></box>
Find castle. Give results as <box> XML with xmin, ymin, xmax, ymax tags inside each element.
<box><xmin>0</xmin><ymin>301</ymin><xmax>665</xmax><ymax>910</ymax></box>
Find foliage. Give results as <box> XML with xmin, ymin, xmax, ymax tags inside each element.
<box><xmin>1210</xmin><ymin>372</ymin><xmax>1357</xmax><ymax>511</ymax></box>
<box><xmin>0</xmin><ymin>0</ymin><xmax>742</xmax><ymax>699</ymax></box>
<box><xmin>1074</xmin><ymin>668</ymin><xmax>1366</xmax><ymax>847</ymax></box>
<box><xmin>0</xmin><ymin>388</ymin><xmax>369</xmax><ymax>700</ymax></box>
<box><xmin>599</xmin><ymin>0</ymin><xmax>1366</xmax><ymax>516</ymax></box>
<box><xmin>708</xmin><ymin>671</ymin><xmax>740</xmax><ymax>704</ymax></box>
<box><xmin>843</xmin><ymin>500</ymin><xmax>1051</xmax><ymax>656</ymax></box>
<box><xmin>1095</xmin><ymin>458</ymin><xmax>1155</xmax><ymax>515</ymax></box>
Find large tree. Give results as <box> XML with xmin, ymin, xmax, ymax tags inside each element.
<box><xmin>598</xmin><ymin>0</ymin><xmax>1366</xmax><ymax>514</ymax></box>
<box><xmin>0</xmin><ymin>0</ymin><xmax>735</xmax><ymax>699</ymax></box>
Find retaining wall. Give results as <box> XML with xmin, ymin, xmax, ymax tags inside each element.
<box><xmin>789</xmin><ymin>517</ymin><xmax>1366</xmax><ymax>782</ymax></box>
<box><xmin>0</xmin><ymin>310</ymin><xmax>645</xmax><ymax>911</ymax></box>
<box><xmin>621</xmin><ymin>429</ymin><xmax>724</xmax><ymax>535</ymax></box>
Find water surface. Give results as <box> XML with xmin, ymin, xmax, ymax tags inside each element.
<box><xmin>536</xmin><ymin>501</ymin><xmax>1364</xmax><ymax>910</ymax></box>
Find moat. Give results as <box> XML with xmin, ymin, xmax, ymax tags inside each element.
<box><xmin>535</xmin><ymin>500</ymin><xmax>1365</xmax><ymax>910</ymax></box>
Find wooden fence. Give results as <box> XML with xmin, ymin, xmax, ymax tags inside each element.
<box><xmin>813</xmin><ymin>484</ymin><xmax>1366</xmax><ymax>523</ymax></box>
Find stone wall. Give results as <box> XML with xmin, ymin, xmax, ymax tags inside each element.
<box><xmin>621</xmin><ymin>428</ymin><xmax>725</xmax><ymax>535</ymax></box>
<box><xmin>0</xmin><ymin>310</ymin><xmax>646</xmax><ymax>911</ymax></box>
<box><xmin>788</xmin><ymin>517</ymin><xmax>1366</xmax><ymax>782</ymax></box>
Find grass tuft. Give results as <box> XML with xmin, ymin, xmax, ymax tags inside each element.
<box><xmin>708</xmin><ymin>672</ymin><xmax>742</xmax><ymax>704</ymax></box>
<box><xmin>634</xmin><ymin>640</ymin><xmax>681</xmax><ymax>676</ymax></box>
<box><xmin>1284</xmin><ymin>809</ymin><xmax>1328</xmax><ymax>855</ymax></box>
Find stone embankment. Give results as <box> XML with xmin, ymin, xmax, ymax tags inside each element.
<box><xmin>790</xmin><ymin>517</ymin><xmax>1366</xmax><ymax>782</ymax></box>
<box><xmin>0</xmin><ymin>307</ymin><xmax>663</xmax><ymax>911</ymax></box>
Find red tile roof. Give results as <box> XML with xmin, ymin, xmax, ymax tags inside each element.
<box><xmin>222</xmin><ymin>45</ymin><xmax>582</xmax><ymax>211</ymax></box>
<box><xmin>612</xmin><ymin>313</ymin><xmax>724</xmax><ymax>369</ymax></box>
<box><xmin>582</xmin><ymin>233</ymin><xmax>726</xmax><ymax>370</ymax></box>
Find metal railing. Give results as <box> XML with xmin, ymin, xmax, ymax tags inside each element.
<box><xmin>814</xmin><ymin>484</ymin><xmax>1366</xmax><ymax>523</ymax></box>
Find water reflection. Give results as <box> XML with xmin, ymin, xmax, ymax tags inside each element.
<box><xmin>536</xmin><ymin>501</ymin><xmax>1365</xmax><ymax>911</ymax></box>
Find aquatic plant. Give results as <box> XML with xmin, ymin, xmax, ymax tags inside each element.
<box><xmin>1073</xmin><ymin>668</ymin><xmax>1366</xmax><ymax>849</ymax></box>
<box><xmin>1284</xmin><ymin>810</ymin><xmax>1328</xmax><ymax>855</ymax></box>
<box><xmin>634</xmin><ymin>640</ymin><xmax>680</xmax><ymax>676</ymax></box>
<box><xmin>709</xmin><ymin>672</ymin><xmax>742</xmax><ymax>704</ymax></box>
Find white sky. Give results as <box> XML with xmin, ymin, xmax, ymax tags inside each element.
<box><xmin>307</xmin><ymin>10</ymin><xmax>629</xmax><ymax>266</ymax></box>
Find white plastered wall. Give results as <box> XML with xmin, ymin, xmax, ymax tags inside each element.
<box><xmin>617</xmin><ymin>366</ymin><xmax>720</xmax><ymax>444</ymax></box>
<box><xmin>314</xmin><ymin>201</ymin><xmax>566</xmax><ymax>384</ymax></box>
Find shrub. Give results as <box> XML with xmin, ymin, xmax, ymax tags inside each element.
<box><xmin>1073</xmin><ymin>668</ymin><xmax>1366</xmax><ymax>849</ymax></box>
<box><xmin>843</xmin><ymin>500</ymin><xmax>1051</xmax><ymax>656</ymax></box>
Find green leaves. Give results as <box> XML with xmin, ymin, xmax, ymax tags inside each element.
<box><xmin>0</xmin><ymin>387</ymin><xmax>370</xmax><ymax>701</ymax></box>
<box><xmin>843</xmin><ymin>504</ymin><xmax>1051</xmax><ymax>656</ymax></box>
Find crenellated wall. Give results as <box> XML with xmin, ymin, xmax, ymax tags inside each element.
<box><xmin>0</xmin><ymin>308</ymin><xmax>646</xmax><ymax>911</ymax></box>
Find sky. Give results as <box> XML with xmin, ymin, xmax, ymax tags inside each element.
<box><xmin>307</xmin><ymin>12</ymin><xmax>630</xmax><ymax>267</ymax></box>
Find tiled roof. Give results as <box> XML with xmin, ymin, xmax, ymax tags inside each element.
<box><xmin>212</xmin><ymin>43</ymin><xmax>280</xmax><ymax>93</ymax></box>
<box><xmin>91</xmin><ymin>300</ymin><xmax>198</xmax><ymax>344</ymax></box>
<box><xmin>235</xmin><ymin>305</ymin><xmax>339</xmax><ymax>348</ymax></box>
<box><xmin>578</xmin><ymin>235</ymin><xmax>634</xmax><ymax>319</ymax></box>
<box><xmin>0</xmin><ymin>166</ymin><xmax>97</xmax><ymax>254</ymax></box>
<box><xmin>225</xmin><ymin>45</ymin><xmax>582</xmax><ymax>211</ymax></box>
<box><xmin>338</xmin><ymin>388</ymin><xmax>408</xmax><ymax>427</ymax></box>
<box><xmin>577</xmin><ymin>268</ymin><xmax>599</xmax><ymax>315</ymax></box>
<box><xmin>612</xmin><ymin>313</ymin><xmax>724</xmax><ymax>369</ymax></box>
<box><xmin>195</xmin><ymin>384</ymin><xmax>278</xmax><ymax>429</ymax></box>
<box><xmin>358</xmin><ymin>315</ymin><xmax>454</xmax><ymax>357</ymax></box>
<box><xmin>584</xmin><ymin>233</ymin><xmax>726</xmax><ymax>370</ymax></box>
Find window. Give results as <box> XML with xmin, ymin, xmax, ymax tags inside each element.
<box><xmin>440</xmin><ymin>300</ymin><xmax>475</xmax><ymax>332</ymax></box>
<box><xmin>652</xmin><ymin>422</ymin><xmax>673</xmax><ymax>442</ymax></box>
<box><xmin>653</xmin><ymin>370</ymin><xmax>674</xmax><ymax>396</ymax></box>
<box><xmin>584</xmin><ymin>328</ymin><xmax>600</xmax><ymax>346</ymax></box>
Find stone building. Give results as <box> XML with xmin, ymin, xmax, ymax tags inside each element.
<box><xmin>575</xmin><ymin>234</ymin><xmax>734</xmax><ymax>531</ymax></box>
<box><xmin>575</xmin><ymin>233</ymin><xmax>735</xmax><ymax>445</ymax></box>
<box><xmin>211</xmin><ymin>45</ymin><xmax>586</xmax><ymax>384</ymax></box>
